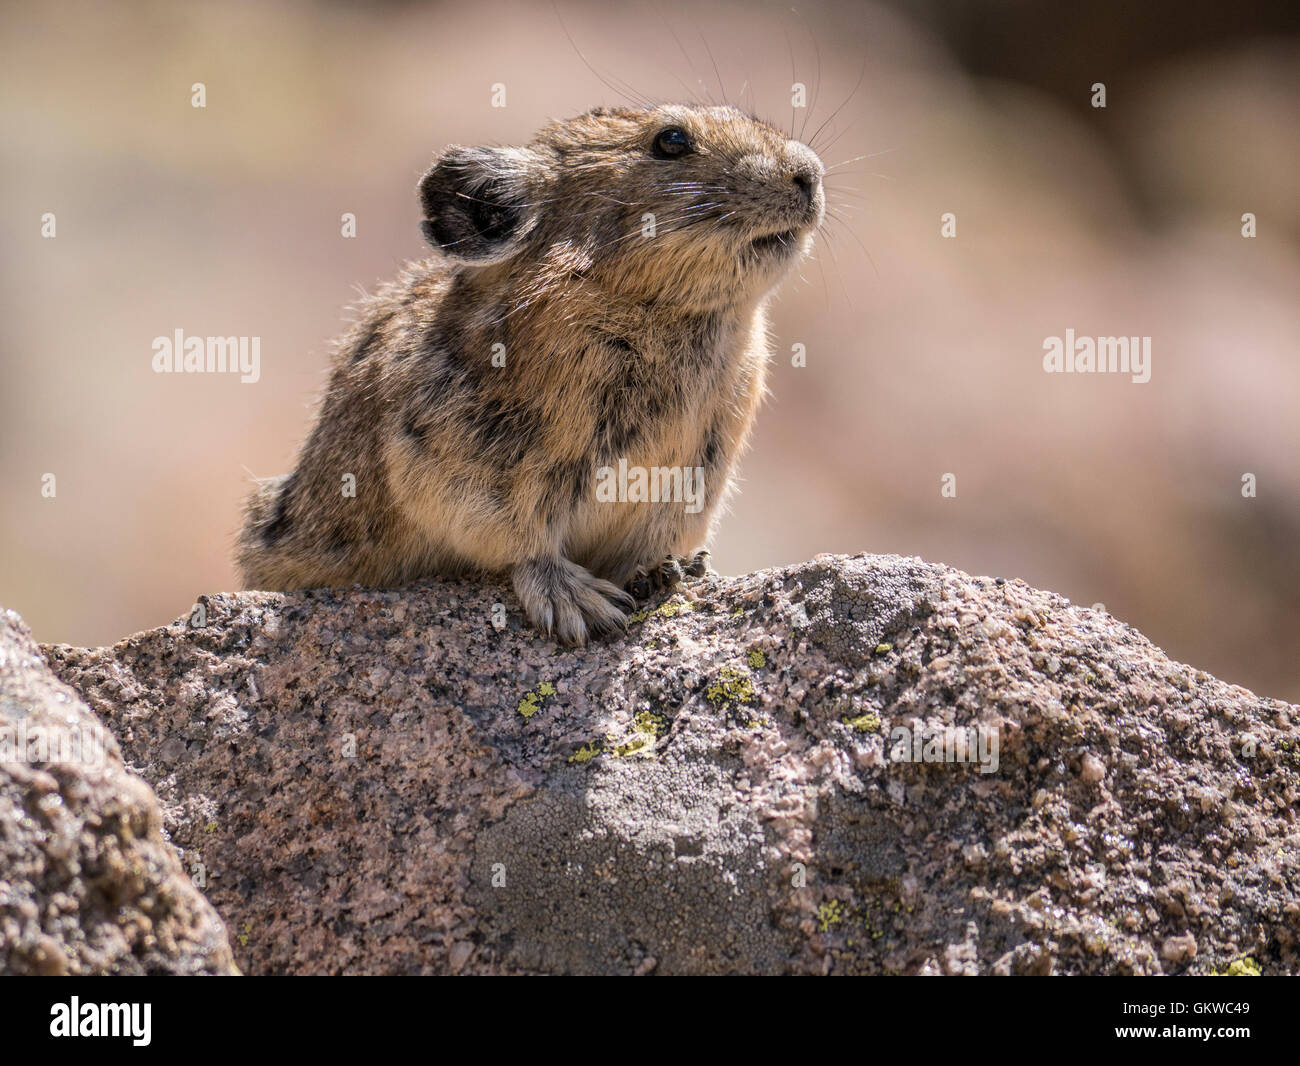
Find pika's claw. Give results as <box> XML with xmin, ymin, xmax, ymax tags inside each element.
<box><xmin>627</xmin><ymin>570</ymin><xmax>654</xmax><ymax>601</ymax></box>
<box><xmin>683</xmin><ymin>548</ymin><xmax>712</xmax><ymax>578</ymax></box>
<box><xmin>659</xmin><ymin>555</ymin><xmax>685</xmax><ymax>588</ymax></box>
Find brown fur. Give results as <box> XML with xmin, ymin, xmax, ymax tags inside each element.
<box><xmin>237</xmin><ymin>104</ymin><xmax>824</xmax><ymax>644</ymax></box>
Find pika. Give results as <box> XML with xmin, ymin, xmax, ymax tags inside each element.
<box><xmin>237</xmin><ymin>104</ymin><xmax>824</xmax><ymax>644</ymax></box>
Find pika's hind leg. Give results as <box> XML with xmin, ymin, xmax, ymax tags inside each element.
<box><xmin>513</xmin><ymin>557</ymin><xmax>636</xmax><ymax>646</ymax></box>
<box><xmin>626</xmin><ymin>549</ymin><xmax>712</xmax><ymax>600</ymax></box>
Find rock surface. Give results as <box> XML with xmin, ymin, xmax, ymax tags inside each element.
<box><xmin>0</xmin><ymin>610</ymin><xmax>237</xmax><ymax>975</ymax></box>
<box><xmin>22</xmin><ymin>553</ymin><xmax>1300</xmax><ymax>975</ymax></box>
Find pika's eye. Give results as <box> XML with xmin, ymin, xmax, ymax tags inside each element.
<box><xmin>652</xmin><ymin>126</ymin><xmax>692</xmax><ymax>158</ymax></box>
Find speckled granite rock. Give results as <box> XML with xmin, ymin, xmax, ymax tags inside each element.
<box><xmin>0</xmin><ymin>610</ymin><xmax>237</xmax><ymax>975</ymax></box>
<box><xmin>35</xmin><ymin>554</ymin><xmax>1300</xmax><ymax>975</ymax></box>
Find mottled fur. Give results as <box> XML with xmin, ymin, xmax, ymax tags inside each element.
<box><xmin>238</xmin><ymin>104</ymin><xmax>824</xmax><ymax>644</ymax></box>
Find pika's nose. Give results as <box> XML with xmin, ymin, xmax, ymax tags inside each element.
<box><xmin>785</xmin><ymin>140</ymin><xmax>824</xmax><ymax>206</ymax></box>
<box><xmin>791</xmin><ymin>167</ymin><xmax>820</xmax><ymax>204</ymax></box>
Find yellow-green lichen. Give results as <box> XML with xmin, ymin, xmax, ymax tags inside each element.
<box><xmin>634</xmin><ymin>709</ymin><xmax>669</xmax><ymax>737</ymax></box>
<box><xmin>610</xmin><ymin>735</ymin><xmax>652</xmax><ymax>758</ymax></box>
<box><xmin>747</xmin><ymin>648</ymin><xmax>766</xmax><ymax>669</ymax></box>
<box><xmin>1214</xmin><ymin>957</ymin><xmax>1261</xmax><ymax>976</ymax></box>
<box><xmin>842</xmin><ymin>713</ymin><xmax>881</xmax><ymax>733</ymax></box>
<box><xmin>816</xmin><ymin>900</ymin><xmax>845</xmax><ymax>933</ymax></box>
<box><xmin>517</xmin><ymin>680</ymin><xmax>557</xmax><ymax>720</ymax></box>
<box><xmin>568</xmin><ymin>742</ymin><xmax>602</xmax><ymax>764</ymax></box>
<box><xmin>706</xmin><ymin>665</ymin><xmax>756</xmax><ymax>708</ymax></box>
<box><xmin>630</xmin><ymin>598</ymin><xmax>696</xmax><ymax>625</ymax></box>
<box><xmin>874</xmin><ymin>642</ymin><xmax>893</xmax><ymax>655</ymax></box>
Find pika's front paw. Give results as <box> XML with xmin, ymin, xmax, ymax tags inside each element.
<box><xmin>512</xmin><ymin>557</ymin><xmax>635</xmax><ymax>646</ymax></box>
<box><xmin>626</xmin><ymin>550</ymin><xmax>711</xmax><ymax>600</ymax></box>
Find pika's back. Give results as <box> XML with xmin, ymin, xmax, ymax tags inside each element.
<box><xmin>238</xmin><ymin>104</ymin><xmax>824</xmax><ymax>644</ymax></box>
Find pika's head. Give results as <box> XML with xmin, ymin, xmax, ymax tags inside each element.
<box><xmin>418</xmin><ymin>105</ymin><xmax>825</xmax><ymax>309</ymax></box>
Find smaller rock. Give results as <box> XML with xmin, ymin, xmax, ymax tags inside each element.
<box><xmin>1161</xmin><ymin>933</ymin><xmax>1197</xmax><ymax>964</ymax></box>
<box><xmin>448</xmin><ymin>941</ymin><xmax>473</xmax><ymax>973</ymax></box>
<box><xmin>1080</xmin><ymin>753</ymin><xmax>1106</xmax><ymax>784</ymax></box>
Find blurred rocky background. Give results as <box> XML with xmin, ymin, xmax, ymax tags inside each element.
<box><xmin>2</xmin><ymin>0</ymin><xmax>1297</xmax><ymax>699</ymax></box>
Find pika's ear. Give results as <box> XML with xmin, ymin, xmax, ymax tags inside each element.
<box><xmin>418</xmin><ymin>145</ymin><xmax>540</xmax><ymax>262</ymax></box>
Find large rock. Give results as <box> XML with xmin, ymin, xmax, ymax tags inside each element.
<box><xmin>31</xmin><ymin>554</ymin><xmax>1300</xmax><ymax>975</ymax></box>
<box><xmin>0</xmin><ymin>610</ymin><xmax>237</xmax><ymax>975</ymax></box>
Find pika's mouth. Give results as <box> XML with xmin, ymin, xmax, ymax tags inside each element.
<box><xmin>748</xmin><ymin>227</ymin><xmax>802</xmax><ymax>256</ymax></box>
